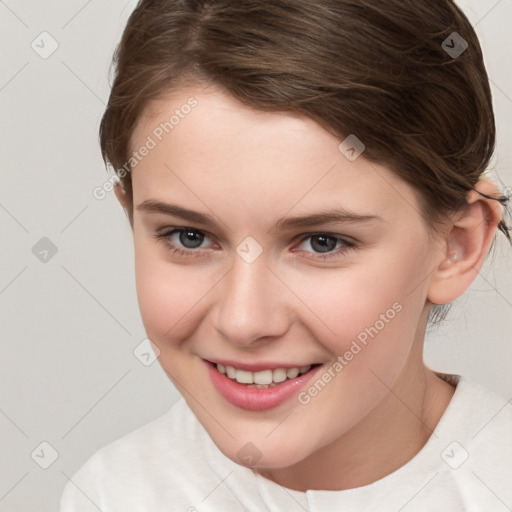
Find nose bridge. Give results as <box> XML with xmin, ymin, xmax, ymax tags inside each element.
<box><xmin>214</xmin><ymin>250</ymin><xmax>288</xmax><ymax>345</ymax></box>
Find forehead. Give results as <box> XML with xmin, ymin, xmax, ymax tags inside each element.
<box><xmin>130</xmin><ymin>85</ymin><xmax>424</xmax><ymax>229</ymax></box>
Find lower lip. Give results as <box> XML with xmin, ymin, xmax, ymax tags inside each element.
<box><xmin>205</xmin><ymin>360</ymin><xmax>323</xmax><ymax>411</ymax></box>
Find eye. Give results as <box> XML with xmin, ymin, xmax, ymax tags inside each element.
<box><xmin>293</xmin><ymin>233</ymin><xmax>356</xmax><ymax>260</ymax></box>
<box><xmin>153</xmin><ymin>227</ymin><xmax>216</xmax><ymax>257</ymax></box>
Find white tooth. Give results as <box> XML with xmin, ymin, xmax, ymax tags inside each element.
<box><xmin>272</xmin><ymin>368</ymin><xmax>288</xmax><ymax>383</ymax></box>
<box><xmin>217</xmin><ymin>363</ymin><xmax>226</xmax><ymax>374</ymax></box>
<box><xmin>299</xmin><ymin>365</ymin><xmax>311</xmax><ymax>374</ymax></box>
<box><xmin>286</xmin><ymin>367</ymin><xmax>300</xmax><ymax>379</ymax></box>
<box><xmin>235</xmin><ymin>369</ymin><xmax>254</xmax><ymax>384</ymax></box>
<box><xmin>253</xmin><ymin>369</ymin><xmax>273</xmax><ymax>385</ymax></box>
<box><xmin>226</xmin><ymin>365</ymin><xmax>236</xmax><ymax>379</ymax></box>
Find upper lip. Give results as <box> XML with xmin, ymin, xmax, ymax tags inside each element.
<box><xmin>205</xmin><ymin>358</ymin><xmax>319</xmax><ymax>372</ymax></box>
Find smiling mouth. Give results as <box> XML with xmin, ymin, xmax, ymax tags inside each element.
<box><xmin>210</xmin><ymin>362</ymin><xmax>321</xmax><ymax>388</ymax></box>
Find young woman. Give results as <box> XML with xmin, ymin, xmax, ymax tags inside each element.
<box><xmin>61</xmin><ymin>1</ymin><xmax>511</xmax><ymax>510</ymax></box>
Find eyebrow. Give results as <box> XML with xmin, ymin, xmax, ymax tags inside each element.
<box><xmin>136</xmin><ymin>199</ymin><xmax>381</xmax><ymax>230</ymax></box>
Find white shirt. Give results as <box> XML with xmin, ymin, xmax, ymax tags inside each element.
<box><xmin>60</xmin><ymin>374</ymin><xmax>512</xmax><ymax>511</ymax></box>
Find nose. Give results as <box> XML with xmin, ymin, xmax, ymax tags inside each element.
<box><xmin>213</xmin><ymin>251</ymin><xmax>290</xmax><ymax>348</ymax></box>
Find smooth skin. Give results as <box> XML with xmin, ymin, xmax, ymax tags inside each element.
<box><xmin>114</xmin><ymin>83</ymin><xmax>502</xmax><ymax>491</ymax></box>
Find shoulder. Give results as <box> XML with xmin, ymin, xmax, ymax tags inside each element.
<box><xmin>434</xmin><ymin>375</ymin><xmax>512</xmax><ymax>505</ymax></box>
<box><xmin>449</xmin><ymin>376</ymin><xmax>512</xmax><ymax>437</ymax></box>
<box><xmin>436</xmin><ymin>374</ymin><xmax>512</xmax><ymax>450</ymax></box>
<box><xmin>460</xmin><ymin>377</ymin><xmax>512</xmax><ymax>457</ymax></box>
<box><xmin>59</xmin><ymin>398</ymin><xmax>224</xmax><ymax>511</ymax></box>
<box><xmin>85</xmin><ymin>397</ymin><xmax>198</xmax><ymax>469</ymax></box>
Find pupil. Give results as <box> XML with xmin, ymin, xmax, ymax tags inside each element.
<box><xmin>311</xmin><ymin>235</ymin><xmax>336</xmax><ymax>253</ymax></box>
<box><xmin>180</xmin><ymin>229</ymin><xmax>204</xmax><ymax>249</ymax></box>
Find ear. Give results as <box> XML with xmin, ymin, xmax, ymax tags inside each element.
<box><xmin>114</xmin><ymin>181</ymin><xmax>134</xmax><ymax>228</ymax></box>
<box><xmin>427</xmin><ymin>179</ymin><xmax>503</xmax><ymax>305</ymax></box>
<box><xmin>114</xmin><ymin>180</ymin><xmax>129</xmax><ymax>209</ymax></box>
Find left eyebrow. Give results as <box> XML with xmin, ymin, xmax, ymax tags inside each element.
<box><xmin>271</xmin><ymin>208</ymin><xmax>382</xmax><ymax>231</ymax></box>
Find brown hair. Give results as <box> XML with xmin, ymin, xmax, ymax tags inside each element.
<box><xmin>99</xmin><ymin>0</ymin><xmax>511</xmax><ymax>319</ymax></box>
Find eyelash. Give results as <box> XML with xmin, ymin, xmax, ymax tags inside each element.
<box><xmin>153</xmin><ymin>227</ymin><xmax>357</xmax><ymax>261</ymax></box>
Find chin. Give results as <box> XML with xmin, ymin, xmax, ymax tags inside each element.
<box><xmin>212</xmin><ymin>433</ymin><xmax>313</xmax><ymax>471</ymax></box>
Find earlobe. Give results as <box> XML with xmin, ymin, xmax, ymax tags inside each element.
<box><xmin>427</xmin><ymin>179</ymin><xmax>503</xmax><ymax>305</ymax></box>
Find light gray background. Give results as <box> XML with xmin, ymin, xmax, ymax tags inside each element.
<box><xmin>0</xmin><ymin>1</ymin><xmax>511</xmax><ymax>510</ymax></box>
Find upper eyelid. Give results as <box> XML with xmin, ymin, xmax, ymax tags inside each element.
<box><xmin>159</xmin><ymin>226</ymin><xmax>214</xmax><ymax>240</ymax></box>
<box><xmin>158</xmin><ymin>226</ymin><xmax>352</xmax><ymax>238</ymax></box>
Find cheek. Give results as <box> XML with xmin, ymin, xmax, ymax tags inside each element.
<box><xmin>286</xmin><ymin>254</ymin><xmax>422</xmax><ymax>355</ymax></box>
<box><xmin>134</xmin><ymin>245</ymin><xmax>213</xmax><ymax>348</ymax></box>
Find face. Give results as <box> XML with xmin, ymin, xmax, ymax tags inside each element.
<box><xmin>127</xmin><ymin>84</ymin><xmax>444</xmax><ymax>469</ymax></box>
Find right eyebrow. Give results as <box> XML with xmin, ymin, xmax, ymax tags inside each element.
<box><xmin>136</xmin><ymin>200</ymin><xmax>218</xmax><ymax>228</ymax></box>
